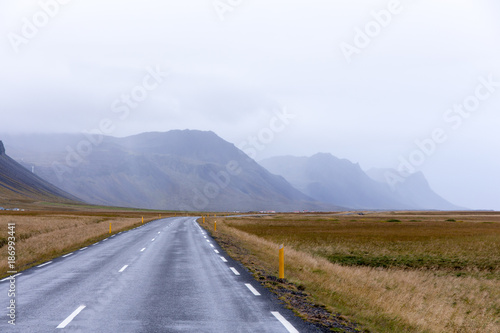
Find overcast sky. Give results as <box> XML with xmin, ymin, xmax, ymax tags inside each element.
<box><xmin>1</xmin><ymin>0</ymin><xmax>499</xmax><ymax>210</ymax></box>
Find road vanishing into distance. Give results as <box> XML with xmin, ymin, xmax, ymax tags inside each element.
<box><xmin>1</xmin><ymin>217</ymin><xmax>319</xmax><ymax>332</ymax></box>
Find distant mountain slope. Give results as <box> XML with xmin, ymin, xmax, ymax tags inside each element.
<box><xmin>5</xmin><ymin>131</ymin><xmax>334</xmax><ymax>211</ymax></box>
<box><xmin>366</xmin><ymin>168</ymin><xmax>461</xmax><ymax>210</ymax></box>
<box><xmin>260</xmin><ymin>154</ymin><xmax>460</xmax><ymax>210</ymax></box>
<box><xmin>0</xmin><ymin>141</ymin><xmax>81</xmax><ymax>205</ymax></box>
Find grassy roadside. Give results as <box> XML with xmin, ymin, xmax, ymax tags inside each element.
<box><xmin>198</xmin><ymin>216</ymin><xmax>366</xmax><ymax>332</ymax></box>
<box><xmin>198</xmin><ymin>213</ymin><xmax>500</xmax><ymax>333</ymax></box>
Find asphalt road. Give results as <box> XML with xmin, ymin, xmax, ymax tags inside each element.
<box><xmin>0</xmin><ymin>217</ymin><xmax>320</xmax><ymax>332</ymax></box>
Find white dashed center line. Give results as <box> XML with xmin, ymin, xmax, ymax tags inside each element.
<box><xmin>152</xmin><ymin>238</ymin><xmax>155</xmax><ymax>241</ymax></box>
<box><xmin>245</xmin><ymin>284</ymin><xmax>261</xmax><ymax>296</ymax></box>
<box><xmin>57</xmin><ymin>305</ymin><xmax>86</xmax><ymax>329</ymax></box>
<box><xmin>119</xmin><ymin>265</ymin><xmax>128</xmax><ymax>273</ymax></box>
<box><xmin>37</xmin><ymin>261</ymin><xmax>52</xmax><ymax>268</ymax></box>
<box><xmin>140</xmin><ymin>248</ymin><xmax>146</xmax><ymax>252</ymax></box>
<box><xmin>271</xmin><ymin>312</ymin><xmax>299</xmax><ymax>333</ymax></box>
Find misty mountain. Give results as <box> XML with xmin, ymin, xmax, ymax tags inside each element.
<box><xmin>3</xmin><ymin>131</ymin><xmax>332</xmax><ymax>211</ymax></box>
<box><xmin>366</xmin><ymin>168</ymin><xmax>461</xmax><ymax>210</ymax></box>
<box><xmin>260</xmin><ymin>153</ymin><xmax>460</xmax><ymax>210</ymax></box>
<box><xmin>0</xmin><ymin>141</ymin><xmax>80</xmax><ymax>205</ymax></box>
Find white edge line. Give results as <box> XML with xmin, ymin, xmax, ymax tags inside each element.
<box><xmin>0</xmin><ymin>273</ymin><xmax>21</xmax><ymax>282</ymax></box>
<box><xmin>37</xmin><ymin>261</ymin><xmax>52</xmax><ymax>268</ymax></box>
<box><xmin>245</xmin><ymin>283</ymin><xmax>261</xmax><ymax>296</ymax></box>
<box><xmin>57</xmin><ymin>305</ymin><xmax>86</xmax><ymax>328</ymax></box>
<box><xmin>210</xmin><ymin>244</ymin><xmax>215</xmax><ymax>248</ymax></box>
<box><xmin>230</xmin><ymin>267</ymin><xmax>240</xmax><ymax>276</ymax></box>
<box><xmin>80</xmin><ymin>247</ymin><xmax>88</xmax><ymax>251</ymax></box>
<box><xmin>214</xmin><ymin>249</ymin><xmax>219</xmax><ymax>254</ymax></box>
<box><xmin>220</xmin><ymin>256</ymin><xmax>228</xmax><ymax>262</ymax></box>
<box><xmin>119</xmin><ymin>265</ymin><xmax>128</xmax><ymax>273</ymax></box>
<box><xmin>271</xmin><ymin>311</ymin><xmax>299</xmax><ymax>333</ymax></box>
<box><xmin>62</xmin><ymin>253</ymin><xmax>73</xmax><ymax>258</ymax></box>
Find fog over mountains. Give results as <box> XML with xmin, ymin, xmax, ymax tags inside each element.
<box><xmin>3</xmin><ymin>131</ymin><xmax>330</xmax><ymax>211</ymax></box>
<box><xmin>260</xmin><ymin>154</ymin><xmax>461</xmax><ymax>210</ymax></box>
<box><xmin>0</xmin><ymin>141</ymin><xmax>80</xmax><ymax>205</ymax></box>
<box><xmin>2</xmin><ymin>130</ymin><xmax>460</xmax><ymax>211</ymax></box>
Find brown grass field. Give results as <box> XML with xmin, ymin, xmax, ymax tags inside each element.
<box><xmin>200</xmin><ymin>212</ymin><xmax>500</xmax><ymax>333</ymax></box>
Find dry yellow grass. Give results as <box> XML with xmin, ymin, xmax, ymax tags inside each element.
<box><xmin>0</xmin><ymin>211</ymin><xmax>169</xmax><ymax>277</ymax></box>
<box><xmin>201</xmin><ymin>213</ymin><xmax>500</xmax><ymax>333</ymax></box>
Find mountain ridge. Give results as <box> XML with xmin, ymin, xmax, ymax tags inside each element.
<box><xmin>3</xmin><ymin>132</ymin><xmax>461</xmax><ymax>211</ymax></box>
<box><xmin>4</xmin><ymin>131</ymin><xmax>335</xmax><ymax>212</ymax></box>
<box><xmin>0</xmin><ymin>140</ymin><xmax>81</xmax><ymax>205</ymax></box>
<box><xmin>366</xmin><ymin>167</ymin><xmax>463</xmax><ymax>210</ymax></box>
<box><xmin>260</xmin><ymin>153</ymin><xmax>460</xmax><ymax>210</ymax></box>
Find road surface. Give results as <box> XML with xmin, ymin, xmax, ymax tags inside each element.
<box><xmin>0</xmin><ymin>217</ymin><xmax>319</xmax><ymax>332</ymax></box>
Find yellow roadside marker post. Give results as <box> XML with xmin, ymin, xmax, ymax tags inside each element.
<box><xmin>142</xmin><ymin>216</ymin><xmax>144</xmax><ymax>224</ymax></box>
<box><xmin>279</xmin><ymin>244</ymin><xmax>285</xmax><ymax>279</ymax></box>
<box><xmin>109</xmin><ymin>223</ymin><xmax>112</xmax><ymax>234</ymax></box>
<box><xmin>214</xmin><ymin>221</ymin><xmax>217</xmax><ymax>232</ymax></box>
<box><xmin>203</xmin><ymin>216</ymin><xmax>205</xmax><ymax>224</ymax></box>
